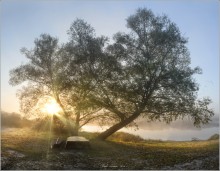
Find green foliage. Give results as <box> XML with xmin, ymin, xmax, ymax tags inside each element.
<box><xmin>30</xmin><ymin>114</ymin><xmax>88</xmax><ymax>137</ymax></box>
<box><xmin>208</xmin><ymin>134</ymin><xmax>219</xmax><ymax>140</ymax></box>
<box><xmin>9</xmin><ymin>31</ymin><xmax>105</xmax><ymax>135</ymax></box>
<box><xmin>94</xmin><ymin>8</ymin><xmax>214</xmax><ymax>139</ymax></box>
<box><xmin>1</xmin><ymin>111</ymin><xmax>32</xmax><ymax>128</ymax></box>
<box><xmin>9</xmin><ymin>8</ymin><xmax>214</xmax><ymax>139</ymax></box>
<box><xmin>79</xmin><ymin>131</ymin><xmax>100</xmax><ymax>140</ymax></box>
<box><xmin>191</xmin><ymin>137</ymin><xmax>200</xmax><ymax>141</ymax></box>
<box><xmin>108</xmin><ymin>132</ymin><xmax>144</xmax><ymax>142</ymax></box>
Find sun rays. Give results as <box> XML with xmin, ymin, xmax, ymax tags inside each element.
<box><xmin>41</xmin><ymin>99</ymin><xmax>62</xmax><ymax>116</ymax></box>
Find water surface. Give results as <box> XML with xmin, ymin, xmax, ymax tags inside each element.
<box><xmin>82</xmin><ymin>125</ymin><xmax>219</xmax><ymax>141</ymax></box>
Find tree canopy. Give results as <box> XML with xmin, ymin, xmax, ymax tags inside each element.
<box><xmin>9</xmin><ymin>8</ymin><xmax>214</xmax><ymax>139</ymax></box>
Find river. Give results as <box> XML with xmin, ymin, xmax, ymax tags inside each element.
<box><xmin>82</xmin><ymin>125</ymin><xmax>219</xmax><ymax>141</ymax></box>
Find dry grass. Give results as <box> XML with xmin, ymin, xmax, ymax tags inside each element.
<box><xmin>1</xmin><ymin>128</ymin><xmax>219</xmax><ymax>170</ymax></box>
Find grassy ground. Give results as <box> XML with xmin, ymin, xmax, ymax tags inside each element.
<box><xmin>1</xmin><ymin>128</ymin><xmax>219</xmax><ymax>170</ymax></box>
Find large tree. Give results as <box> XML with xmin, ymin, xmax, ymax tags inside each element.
<box><xmin>84</xmin><ymin>8</ymin><xmax>214</xmax><ymax>140</ymax></box>
<box><xmin>9</xmin><ymin>8</ymin><xmax>214</xmax><ymax>140</ymax></box>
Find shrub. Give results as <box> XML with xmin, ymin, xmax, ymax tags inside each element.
<box><xmin>108</xmin><ymin>132</ymin><xmax>144</xmax><ymax>142</ymax></box>
<box><xmin>208</xmin><ymin>134</ymin><xmax>219</xmax><ymax>140</ymax></box>
<box><xmin>31</xmin><ymin>116</ymin><xmax>69</xmax><ymax>135</ymax></box>
<box><xmin>191</xmin><ymin>137</ymin><xmax>200</xmax><ymax>141</ymax></box>
<box><xmin>79</xmin><ymin>131</ymin><xmax>100</xmax><ymax>140</ymax></box>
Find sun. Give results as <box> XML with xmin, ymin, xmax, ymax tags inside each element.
<box><xmin>42</xmin><ymin>99</ymin><xmax>62</xmax><ymax>115</ymax></box>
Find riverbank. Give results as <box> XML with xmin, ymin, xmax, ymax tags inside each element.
<box><xmin>1</xmin><ymin>128</ymin><xmax>219</xmax><ymax>170</ymax></box>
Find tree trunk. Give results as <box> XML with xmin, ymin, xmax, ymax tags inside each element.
<box><xmin>54</xmin><ymin>95</ymin><xmax>76</xmax><ymax>136</ymax></box>
<box><xmin>73</xmin><ymin>112</ymin><xmax>80</xmax><ymax>136</ymax></box>
<box><xmin>71</xmin><ymin>127</ymin><xmax>79</xmax><ymax>136</ymax></box>
<box><xmin>96</xmin><ymin>112</ymin><xmax>141</xmax><ymax>140</ymax></box>
<box><xmin>65</xmin><ymin>116</ymin><xmax>74</xmax><ymax>136</ymax></box>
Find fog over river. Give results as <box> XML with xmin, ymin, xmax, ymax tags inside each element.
<box><xmin>82</xmin><ymin>117</ymin><xmax>219</xmax><ymax>141</ymax></box>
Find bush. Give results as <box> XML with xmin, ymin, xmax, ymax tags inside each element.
<box><xmin>191</xmin><ymin>137</ymin><xmax>200</xmax><ymax>141</ymax></box>
<box><xmin>31</xmin><ymin>116</ymin><xmax>69</xmax><ymax>135</ymax></box>
<box><xmin>108</xmin><ymin>132</ymin><xmax>144</xmax><ymax>142</ymax></box>
<box><xmin>208</xmin><ymin>134</ymin><xmax>219</xmax><ymax>140</ymax></box>
<box><xmin>79</xmin><ymin>131</ymin><xmax>100</xmax><ymax>140</ymax></box>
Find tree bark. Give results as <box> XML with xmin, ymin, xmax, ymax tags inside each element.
<box><xmin>74</xmin><ymin>112</ymin><xmax>80</xmax><ymax>136</ymax></box>
<box><xmin>95</xmin><ymin>112</ymin><xmax>141</xmax><ymax>140</ymax></box>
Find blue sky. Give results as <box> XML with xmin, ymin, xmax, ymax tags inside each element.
<box><xmin>1</xmin><ymin>0</ymin><xmax>219</xmax><ymax>116</ymax></box>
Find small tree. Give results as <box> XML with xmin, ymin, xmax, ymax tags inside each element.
<box><xmin>86</xmin><ymin>8</ymin><xmax>214</xmax><ymax>140</ymax></box>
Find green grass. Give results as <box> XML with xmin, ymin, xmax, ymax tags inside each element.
<box><xmin>113</xmin><ymin>140</ymin><xmax>219</xmax><ymax>167</ymax></box>
<box><xmin>1</xmin><ymin>128</ymin><xmax>219</xmax><ymax>170</ymax></box>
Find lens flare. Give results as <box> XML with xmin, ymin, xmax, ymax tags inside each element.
<box><xmin>42</xmin><ymin>99</ymin><xmax>61</xmax><ymax>115</ymax></box>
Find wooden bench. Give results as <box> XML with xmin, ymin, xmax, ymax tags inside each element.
<box><xmin>65</xmin><ymin>136</ymin><xmax>90</xmax><ymax>149</ymax></box>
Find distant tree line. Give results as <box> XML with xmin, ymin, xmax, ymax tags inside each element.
<box><xmin>1</xmin><ymin>111</ymin><xmax>31</xmax><ymax>128</ymax></box>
